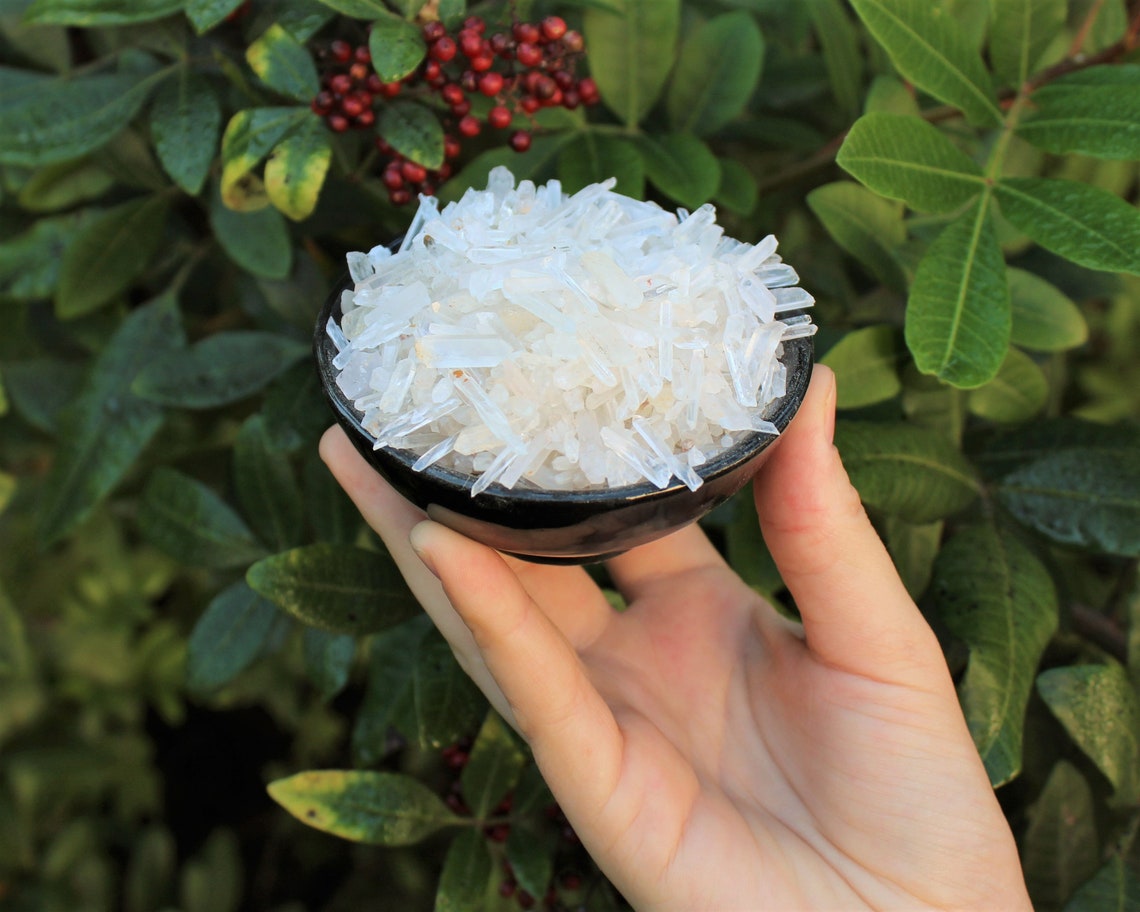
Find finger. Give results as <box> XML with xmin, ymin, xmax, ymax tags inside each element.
<box><xmin>410</xmin><ymin>520</ymin><xmax>624</xmax><ymax>818</ymax></box>
<box><xmin>320</xmin><ymin>427</ymin><xmax>612</xmax><ymax>651</ymax></box>
<box><xmin>606</xmin><ymin>522</ymin><xmax>729</xmax><ymax>603</ymax></box>
<box><xmin>753</xmin><ymin>366</ymin><xmax>944</xmax><ymax>681</ymax></box>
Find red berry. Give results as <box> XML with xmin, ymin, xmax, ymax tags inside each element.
<box><xmin>354</xmin><ymin>45</ymin><xmax>371</xmax><ymax>64</ymax></box>
<box><xmin>560</xmin><ymin>872</ymin><xmax>582</xmax><ymax>890</ymax></box>
<box><xmin>311</xmin><ymin>90</ymin><xmax>334</xmax><ymax>115</ymax></box>
<box><xmin>458</xmin><ymin>114</ymin><xmax>481</xmax><ymax>137</ymax></box>
<box><xmin>327</xmin><ymin>113</ymin><xmax>350</xmax><ymax>132</ymax></box>
<box><xmin>341</xmin><ymin>95</ymin><xmax>365</xmax><ymax>117</ymax></box>
<box><xmin>430</xmin><ymin>36</ymin><xmax>457</xmax><ymax>62</ymax></box>
<box><xmin>329</xmin><ymin>73</ymin><xmax>353</xmax><ymax>96</ymax></box>
<box><xmin>490</xmin><ymin>33</ymin><xmax>510</xmax><ymax>55</ymax></box>
<box><xmin>499</xmin><ymin>879</ymin><xmax>517</xmax><ymax>898</ymax></box>
<box><xmin>520</xmin><ymin>96</ymin><xmax>540</xmax><ymax>114</ymax></box>
<box><xmin>366</xmin><ymin>73</ymin><xmax>384</xmax><ymax>93</ymax></box>
<box><xmin>513</xmin><ymin>22</ymin><xmax>541</xmax><ymax>44</ymax></box>
<box><xmin>424</xmin><ymin>60</ymin><xmax>443</xmax><ymax>82</ymax></box>
<box><xmin>389</xmin><ymin>188</ymin><xmax>412</xmax><ymax>206</ymax></box>
<box><xmin>469</xmin><ymin>54</ymin><xmax>494</xmax><ymax>72</ymax></box>
<box><xmin>420</xmin><ymin>181</ymin><xmax>435</xmax><ymax>196</ymax></box>
<box><xmin>401</xmin><ymin>160</ymin><xmax>428</xmax><ymax>184</ymax></box>
<box><xmin>349</xmin><ymin>61</ymin><xmax>369</xmax><ymax>82</ymax></box>
<box><xmin>442</xmin><ymin>83</ymin><xmax>465</xmax><ymax>106</ymax></box>
<box><xmin>450</xmin><ymin>99</ymin><xmax>471</xmax><ymax>117</ymax></box>
<box><xmin>459</xmin><ymin>70</ymin><xmax>478</xmax><ymax>92</ymax></box>
<box><xmin>578</xmin><ymin>77</ymin><xmax>599</xmax><ymax>103</ymax></box>
<box><xmin>478</xmin><ymin>71</ymin><xmax>504</xmax><ymax>96</ymax></box>
<box><xmin>562</xmin><ymin>88</ymin><xmax>580</xmax><ymax>109</ymax></box>
<box><xmin>375</xmin><ymin>137</ymin><xmax>393</xmax><ymax>154</ymax></box>
<box><xmin>554</xmin><ymin>70</ymin><xmax>574</xmax><ymax>89</ymax></box>
<box><xmin>382</xmin><ymin>167</ymin><xmax>405</xmax><ymax>191</ymax></box>
<box><xmin>509</xmin><ymin>130</ymin><xmax>532</xmax><ymax>152</ymax></box>
<box><xmin>517</xmin><ymin>891</ymin><xmax>536</xmax><ymax>910</ymax></box>
<box><xmin>463</xmin><ymin>15</ymin><xmax>486</xmax><ymax>34</ymax></box>
<box><xmin>422</xmin><ymin>21</ymin><xmax>446</xmax><ymax>42</ymax></box>
<box><xmin>488</xmin><ymin>105</ymin><xmax>512</xmax><ymax>129</ymax></box>
<box><xmin>459</xmin><ymin>30</ymin><xmax>484</xmax><ymax>58</ymax></box>
<box><xmin>444</xmin><ymin>135</ymin><xmax>461</xmax><ymax>159</ymax></box>
<box><xmin>541</xmin><ymin>16</ymin><xmax>567</xmax><ymax>41</ymax></box>
<box><xmin>485</xmin><ymin>823</ymin><xmax>510</xmax><ymax>842</ymax></box>
<box><xmin>436</xmin><ymin>162</ymin><xmax>453</xmax><ymax>180</ymax></box>
<box><xmin>533</xmin><ymin>75</ymin><xmax>557</xmax><ymax>100</ymax></box>
<box><xmin>380</xmin><ymin>81</ymin><xmax>402</xmax><ymax>98</ymax></box>
<box><xmin>562</xmin><ymin>30</ymin><xmax>584</xmax><ymax>53</ymax></box>
<box><xmin>329</xmin><ymin>39</ymin><xmax>352</xmax><ymax>63</ymax></box>
<box><xmin>515</xmin><ymin>42</ymin><xmax>542</xmax><ymax>68</ymax></box>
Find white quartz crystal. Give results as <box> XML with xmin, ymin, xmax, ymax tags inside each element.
<box><xmin>331</xmin><ymin>167</ymin><xmax>816</xmax><ymax>495</ymax></box>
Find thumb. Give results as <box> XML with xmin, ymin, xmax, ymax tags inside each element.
<box><xmin>754</xmin><ymin>365</ymin><xmax>943</xmax><ymax>680</ymax></box>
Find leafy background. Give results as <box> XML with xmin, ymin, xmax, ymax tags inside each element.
<box><xmin>1</xmin><ymin>0</ymin><xmax>1139</xmax><ymax>909</ymax></box>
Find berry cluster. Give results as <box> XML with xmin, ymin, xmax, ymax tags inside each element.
<box><xmin>310</xmin><ymin>15</ymin><xmax>598</xmax><ymax>205</ymax></box>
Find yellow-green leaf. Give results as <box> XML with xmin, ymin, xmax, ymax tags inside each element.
<box><xmin>246</xmin><ymin>24</ymin><xmax>320</xmax><ymax>103</ymax></box>
<box><xmin>967</xmin><ymin>347</ymin><xmax>1048</xmax><ymax>423</ymax></box>
<box><xmin>268</xmin><ymin>770</ymin><xmax>460</xmax><ymax>845</ymax></box>
<box><xmin>265</xmin><ymin>115</ymin><xmax>331</xmax><ymax>220</ymax></box>
<box><xmin>1008</xmin><ymin>268</ymin><xmax>1088</xmax><ymax>352</ymax></box>
<box><xmin>822</xmin><ymin>325</ymin><xmax>904</xmax><ymax>409</ymax></box>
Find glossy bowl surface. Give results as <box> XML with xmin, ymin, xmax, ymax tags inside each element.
<box><xmin>315</xmin><ymin>275</ymin><xmax>813</xmax><ymax>563</ymax></box>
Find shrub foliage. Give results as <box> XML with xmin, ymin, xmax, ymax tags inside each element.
<box><xmin>1</xmin><ymin>0</ymin><xmax>1139</xmax><ymax>909</ymax></box>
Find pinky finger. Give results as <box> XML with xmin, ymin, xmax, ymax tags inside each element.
<box><xmin>409</xmin><ymin>521</ymin><xmax>625</xmax><ymax>824</ymax></box>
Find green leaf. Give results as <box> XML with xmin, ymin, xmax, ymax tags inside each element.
<box><xmin>37</xmin><ymin>293</ymin><xmax>184</xmax><ymax>545</ymax></box>
<box><xmin>835</xmin><ymin>420</ymin><xmax>980</xmax><ymax>522</ymax></box>
<box><xmin>302</xmin><ymin>628</ymin><xmax>356</xmax><ymax>702</ymax></box>
<box><xmin>435</xmin><ymin>829</ymin><xmax>493</xmax><ymax>912</ymax></box>
<box><xmin>246</xmin><ymin>24</ymin><xmax>319</xmax><ymax>102</ymax></box>
<box><xmin>967</xmin><ymin>347</ymin><xmax>1047</xmax><ymax>423</ymax></box>
<box><xmin>3</xmin><ymin>359</ymin><xmax>86</xmax><ymax>434</ymax></box>
<box><xmin>1008</xmin><ymin>268</ymin><xmax>1088</xmax><ymax>353</ymax></box>
<box><xmin>1037</xmin><ymin>662</ymin><xmax>1140</xmax><ymax>805</ymax></box>
<box><xmin>17</xmin><ymin>158</ymin><xmax>115</xmax><ymax>213</ymax></box>
<box><xmin>0</xmin><ymin>580</ymin><xmax>31</xmax><ymax>678</ymax></box>
<box><xmin>0</xmin><ymin>207</ymin><xmax>96</xmax><ymax>300</ymax></box>
<box><xmin>883</xmin><ymin>516</ymin><xmax>942</xmax><ymax>598</ymax></box>
<box><xmin>219</xmin><ymin>106</ymin><xmax>309</xmax><ymax>209</ymax></box>
<box><xmin>138</xmin><ymin>468</ymin><xmax>268</xmax><ymax>568</ymax></box>
<box><xmin>989</xmin><ymin>0</ymin><xmax>1067</xmax><ymax>87</ymax></box>
<box><xmin>378</xmin><ymin>101</ymin><xmax>444</xmax><ymax>171</ymax></box>
<box><xmin>931</xmin><ymin>523</ymin><xmax>1058</xmax><ymax>785</ymax></box>
<box><xmin>414</xmin><ymin>630</ymin><xmax>486</xmax><ymax>749</ymax></box>
<box><xmin>185</xmin><ymin>0</ymin><xmax>246</xmax><ymax>33</ymax></box>
<box><xmin>713</xmin><ymin>158</ymin><xmax>758</xmax><ymax>217</ymax></box>
<box><xmin>304</xmin><ymin>455</ymin><xmax>360</xmax><ymax>545</ymax></box>
<box><xmin>24</xmin><ymin>0</ymin><xmax>183</xmax><ymax>25</ymax></box>
<box><xmin>267</xmin><ymin>770</ymin><xmax>460</xmax><ymax>845</ymax></box>
<box><xmin>265</xmin><ymin>115</ymin><xmax>331</xmax><ymax>221</ymax></box>
<box><xmin>906</xmin><ymin>194</ymin><xmax>1010</xmax><ymax>388</ymax></box>
<box><xmin>264</xmin><ymin>363</ymin><xmax>334</xmax><ymax>452</ymax></box>
<box><xmin>848</xmin><ymin>0</ymin><xmax>1002</xmax><ymax>126</ymax></box>
<box><xmin>666</xmin><ymin>11</ymin><xmax>764</xmax><ymax>135</ymax></box>
<box><xmin>150</xmin><ymin>71</ymin><xmax>221</xmax><ymax>195</ymax></box>
<box><xmin>56</xmin><ymin>194</ymin><xmax>171</xmax><ymax>319</ymax></box>
<box><xmin>246</xmin><ymin>543</ymin><xmax>421</xmax><ymax>635</ymax></box>
<box><xmin>808</xmin><ymin>181</ymin><xmax>907</xmax><ymax>289</ymax></box>
<box><xmin>352</xmin><ymin>617</ymin><xmax>432</xmax><ymax>763</ymax></box>
<box><xmin>557</xmin><ymin>131</ymin><xmax>644</xmax><ymax>198</ymax></box>
<box><xmin>234</xmin><ymin>415</ymin><xmax>304</xmax><ymax>551</ymax></box>
<box><xmin>368</xmin><ymin>11</ymin><xmax>426</xmax><ymax>83</ymax></box>
<box><xmin>807</xmin><ymin>0</ymin><xmax>864</xmax><ymax>118</ymax></box>
<box><xmin>1064</xmin><ymin>856</ymin><xmax>1140</xmax><ymax>912</ymax></box>
<box><xmin>994</xmin><ymin>178</ymin><xmax>1140</xmax><ymax>277</ymax></box>
<box><xmin>0</xmin><ymin>72</ymin><xmax>155</xmax><ymax>166</ymax></box>
<box><xmin>440</xmin><ymin>134</ymin><xmax>573</xmax><ymax>203</ymax></box>
<box><xmin>994</xmin><ymin>448</ymin><xmax>1140</xmax><ymax>556</ymax></box>
<box><xmin>836</xmin><ymin>113</ymin><xmax>986</xmax><ymax>214</ymax></box>
<box><xmin>584</xmin><ymin>0</ymin><xmax>680</xmax><ymax>126</ymax></box>
<box><xmin>313</xmin><ymin>0</ymin><xmax>391</xmax><ymax>19</ymax></box>
<box><xmin>210</xmin><ymin>187</ymin><xmax>294</xmax><ymax>278</ymax></box>
<box><xmin>1018</xmin><ymin>80</ymin><xmax>1140</xmax><ymax>161</ymax></box>
<box><xmin>637</xmin><ymin>133</ymin><xmax>721</xmax><ymax>210</ymax></box>
<box><xmin>186</xmin><ymin>582</ymin><xmax>281</xmax><ymax>694</ymax></box>
<box><xmin>461</xmin><ymin>712</ymin><xmax>526</xmax><ymax>819</ymax></box>
<box><xmin>864</xmin><ymin>74</ymin><xmax>921</xmax><ymax>117</ymax></box>
<box><xmin>505</xmin><ymin>823</ymin><xmax>557</xmax><ymax>902</ymax></box>
<box><xmin>1022</xmin><ymin>761</ymin><xmax>1100</xmax><ymax>911</ymax></box>
<box><xmin>133</xmin><ymin>330</ymin><xmax>308</xmax><ymax>408</ymax></box>
<box><xmin>822</xmin><ymin>325</ymin><xmax>903</xmax><ymax>408</ymax></box>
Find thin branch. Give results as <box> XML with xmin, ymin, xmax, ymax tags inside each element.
<box><xmin>1070</xmin><ymin>602</ymin><xmax>1129</xmax><ymax>663</ymax></box>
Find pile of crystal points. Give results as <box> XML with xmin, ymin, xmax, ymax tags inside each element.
<box><xmin>328</xmin><ymin>167</ymin><xmax>816</xmax><ymax>496</ymax></box>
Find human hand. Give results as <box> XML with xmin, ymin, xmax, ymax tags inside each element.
<box><xmin>320</xmin><ymin>365</ymin><xmax>1031</xmax><ymax>911</ymax></box>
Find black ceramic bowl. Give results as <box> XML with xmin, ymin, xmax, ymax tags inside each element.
<box><xmin>315</xmin><ymin>275</ymin><xmax>813</xmax><ymax>564</ymax></box>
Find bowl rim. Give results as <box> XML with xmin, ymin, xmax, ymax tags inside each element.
<box><xmin>314</xmin><ymin>272</ymin><xmax>814</xmax><ymax>505</ymax></box>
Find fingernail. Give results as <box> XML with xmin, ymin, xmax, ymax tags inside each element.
<box><xmin>410</xmin><ymin>522</ymin><xmax>441</xmax><ymax>579</ymax></box>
